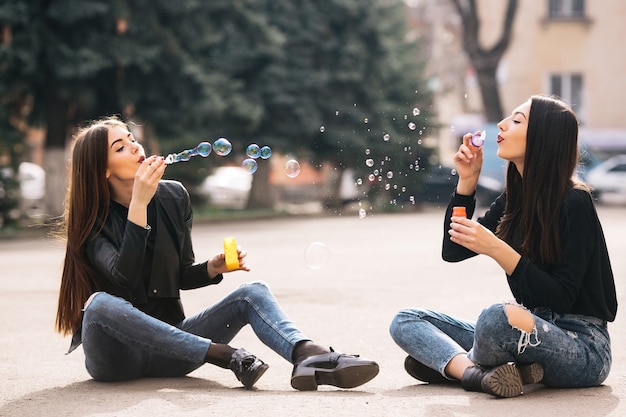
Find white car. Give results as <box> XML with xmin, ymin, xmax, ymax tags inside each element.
<box><xmin>586</xmin><ymin>154</ymin><xmax>626</xmax><ymax>204</ymax></box>
<box><xmin>199</xmin><ymin>166</ymin><xmax>252</xmax><ymax>209</ymax></box>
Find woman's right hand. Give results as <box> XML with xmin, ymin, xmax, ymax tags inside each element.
<box><xmin>132</xmin><ymin>155</ymin><xmax>166</xmax><ymax>206</ymax></box>
<box><xmin>453</xmin><ymin>132</ymin><xmax>484</xmax><ymax>195</ymax></box>
<box><xmin>127</xmin><ymin>155</ymin><xmax>166</xmax><ymax>228</ymax></box>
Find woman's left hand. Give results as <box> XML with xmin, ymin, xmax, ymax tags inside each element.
<box><xmin>449</xmin><ymin>215</ymin><xmax>522</xmax><ymax>274</ymax></box>
<box><xmin>448</xmin><ymin>216</ymin><xmax>498</xmax><ymax>255</ymax></box>
<box><xmin>207</xmin><ymin>246</ymin><xmax>251</xmax><ymax>278</ymax></box>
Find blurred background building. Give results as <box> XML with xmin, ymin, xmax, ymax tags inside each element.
<box><xmin>406</xmin><ymin>0</ymin><xmax>626</xmax><ymax>165</ymax></box>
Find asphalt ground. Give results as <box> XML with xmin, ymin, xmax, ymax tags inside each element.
<box><xmin>1</xmin><ymin>204</ymin><xmax>625</xmax><ymax>416</ymax></box>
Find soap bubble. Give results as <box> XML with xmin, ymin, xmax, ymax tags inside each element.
<box><xmin>408</xmin><ymin>122</ymin><xmax>416</xmax><ymax>131</ymax></box>
<box><xmin>365</xmin><ymin>159</ymin><xmax>374</xmax><ymax>167</ymax></box>
<box><xmin>285</xmin><ymin>159</ymin><xmax>301</xmax><ymax>178</ymax></box>
<box><xmin>260</xmin><ymin>146</ymin><xmax>272</xmax><ymax>159</ymax></box>
<box><xmin>179</xmin><ymin>150</ymin><xmax>193</xmax><ymax>162</ymax></box>
<box><xmin>246</xmin><ymin>144</ymin><xmax>261</xmax><ymax>159</ymax></box>
<box><xmin>383</xmin><ymin>133</ymin><xmax>390</xmax><ymax>142</ymax></box>
<box><xmin>413</xmin><ymin>107</ymin><xmax>421</xmax><ymax>116</ymax></box>
<box><xmin>213</xmin><ymin>138</ymin><xmax>232</xmax><ymax>156</ymax></box>
<box><xmin>242</xmin><ymin>158</ymin><xmax>258</xmax><ymax>174</ymax></box>
<box><xmin>320</xmin><ymin>126</ymin><xmax>325</xmax><ymax>132</ymax></box>
<box><xmin>304</xmin><ymin>242</ymin><xmax>330</xmax><ymax>269</ymax></box>
<box><xmin>196</xmin><ymin>142</ymin><xmax>212</xmax><ymax>157</ymax></box>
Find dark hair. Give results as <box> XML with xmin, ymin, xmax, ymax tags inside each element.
<box><xmin>55</xmin><ymin>116</ymin><xmax>128</xmax><ymax>335</ymax></box>
<box><xmin>496</xmin><ymin>95</ymin><xmax>586</xmax><ymax>267</ymax></box>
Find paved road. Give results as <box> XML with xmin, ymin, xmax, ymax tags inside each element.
<box><xmin>1</xmin><ymin>205</ymin><xmax>624</xmax><ymax>416</ymax></box>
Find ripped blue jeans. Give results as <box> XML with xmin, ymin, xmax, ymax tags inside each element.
<box><xmin>389</xmin><ymin>303</ymin><xmax>611</xmax><ymax>388</ymax></box>
<box><xmin>77</xmin><ymin>281</ymin><xmax>310</xmax><ymax>381</ymax></box>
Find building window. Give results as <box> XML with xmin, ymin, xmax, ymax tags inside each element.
<box><xmin>548</xmin><ymin>0</ymin><xmax>585</xmax><ymax>19</ymax></box>
<box><xmin>549</xmin><ymin>73</ymin><xmax>584</xmax><ymax>121</ymax></box>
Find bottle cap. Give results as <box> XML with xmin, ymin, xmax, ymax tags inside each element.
<box><xmin>452</xmin><ymin>206</ymin><xmax>467</xmax><ymax>217</ymax></box>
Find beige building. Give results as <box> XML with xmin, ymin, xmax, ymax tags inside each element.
<box><xmin>407</xmin><ymin>0</ymin><xmax>626</xmax><ymax>163</ymax></box>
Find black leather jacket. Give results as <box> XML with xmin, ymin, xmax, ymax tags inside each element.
<box><xmin>68</xmin><ymin>180</ymin><xmax>222</xmax><ymax>353</ymax></box>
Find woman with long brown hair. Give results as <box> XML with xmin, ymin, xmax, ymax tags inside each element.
<box><xmin>390</xmin><ymin>95</ymin><xmax>617</xmax><ymax>397</ymax></box>
<box><xmin>56</xmin><ymin>116</ymin><xmax>379</xmax><ymax>390</ymax></box>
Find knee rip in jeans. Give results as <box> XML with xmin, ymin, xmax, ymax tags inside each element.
<box><xmin>504</xmin><ymin>304</ymin><xmax>541</xmax><ymax>354</ymax></box>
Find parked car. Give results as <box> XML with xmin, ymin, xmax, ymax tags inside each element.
<box><xmin>0</xmin><ymin>162</ymin><xmax>46</xmax><ymax>226</ymax></box>
<box><xmin>198</xmin><ymin>166</ymin><xmax>252</xmax><ymax>209</ymax></box>
<box><xmin>420</xmin><ymin>164</ymin><xmax>503</xmax><ymax>207</ymax></box>
<box><xmin>18</xmin><ymin>162</ymin><xmax>46</xmax><ymax>217</ymax></box>
<box><xmin>586</xmin><ymin>154</ymin><xmax>626</xmax><ymax>204</ymax></box>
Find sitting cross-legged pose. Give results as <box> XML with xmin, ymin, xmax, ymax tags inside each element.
<box><xmin>389</xmin><ymin>95</ymin><xmax>617</xmax><ymax>398</ymax></box>
<box><xmin>55</xmin><ymin>116</ymin><xmax>379</xmax><ymax>391</ymax></box>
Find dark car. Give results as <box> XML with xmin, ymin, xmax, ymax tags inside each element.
<box><xmin>420</xmin><ymin>164</ymin><xmax>503</xmax><ymax>207</ymax></box>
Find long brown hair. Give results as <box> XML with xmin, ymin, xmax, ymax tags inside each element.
<box><xmin>496</xmin><ymin>95</ymin><xmax>587</xmax><ymax>267</ymax></box>
<box><xmin>55</xmin><ymin>117</ymin><xmax>128</xmax><ymax>335</ymax></box>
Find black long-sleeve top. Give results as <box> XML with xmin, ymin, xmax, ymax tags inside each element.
<box><xmin>442</xmin><ymin>188</ymin><xmax>617</xmax><ymax>322</ymax></box>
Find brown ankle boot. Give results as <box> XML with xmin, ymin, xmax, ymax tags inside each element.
<box><xmin>461</xmin><ymin>363</ymin><xmax>523</xmax><ymax>398</ymax></box>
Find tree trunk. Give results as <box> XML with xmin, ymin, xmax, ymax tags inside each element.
<box><xmin>450</xmin><ymin>0</ymin><xmax>518</xmax><ymax>123</ymax></box>
<box><xmin>43</xmin><ymin>74</ymin><xmax>70</xmax><ymax>218</ymax></box>
<box><xmin>246</xmin><ymin>160</ymin><xmax>275</xmax><ymax>209</ymax></box>
<box><xmin>475</xmin><ymin>66</ymin><xmax>504</xmax><ymax>122</ymax></box>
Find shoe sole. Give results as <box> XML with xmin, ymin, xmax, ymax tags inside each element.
<box><xmin>291</xmin><ymin>363</ymin><xmax>380</xmax><ymax>391</ymax></box>
<box><xmin>481</xmin><ymin>364</ymin><xmax>522</xmax><ymax>398</ymax></box>
<box><xmin>241</xmin><ymin>363</ymin><xmax>269</xmax><ymax>389</ymax></box>
<box><xmin>517</xmin><ymin>363</ymin><xmax>543</xmax><ymax>385</ymax></box>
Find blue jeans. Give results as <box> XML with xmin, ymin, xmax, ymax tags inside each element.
<box><xmin>80</xmin><ymin>281</ymin><xmax>310</xmax><ymax>381</ymax></box>
<box><xmin>389</xmin><ymin>303</ymin><xmax>612</xmax><ymax>388</ymax></box>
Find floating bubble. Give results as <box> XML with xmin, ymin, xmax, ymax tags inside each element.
<box><xmin>304</xmin><ymin>242</ymin><xmax>330</xmax><ymax>269</ymax></box>
<box><xmin>196</xmin><ymin>142</ymin><xmax>212</xmax><ymax>157</ymax></box>
<box><xmin>285</xmin><ymin>159</ymin><xmax>301</xmax><ymax>178</ymax></box>
<box><xmin>246</xmin><ymin>144</ymin><xmax>261</xmax><ymax>159</ymax></box>
<box><xmin>359</xmin><ymin>208</ymin><xmax>367</xmax><ymax>219</ymax></box>
<box><xmin>408</xmin><ymin>122</ymin><xmax>417</xmax><ymax>131</ymax></box>
<box><xmin>242</xmin><ymin>158</ymin><xmax>258</xmax><ymax>174</ymax></box>
<box><xmin>365</xmin><ymin>148</ymin><xmax>371</xmax><ymax>155</ymax></box>
<box><xmin>213</xmin><ymin>138</ymin><xmax>232</xmax><ymax>156</ymax></box>
<box><xmin>387</xmin><ymin>171</ymin><xmax>394</xmax><ymax>179</ymax></box>
<box><xmin>383</xmin><ymin>133</ymin><xmax>390</xmax><ymax>142</ymax></box>
<box><xmin>413</xmin><ymin>107</ymin><xmax>421</xmax><ymax>116</ymax></box>
<box><xmin>320</xmin><ymin>126</ymin><xmax>325</xmax><ymax>132</ymax></box>
<box><xmin>260</xmin><ymin>146</ymin><xmax>272</xmax><ymax>159</ymax></box>
<box><xmin>365</xmin><ymin>159</ymin><xmax>374</xmax><ymax>167</ymax></box>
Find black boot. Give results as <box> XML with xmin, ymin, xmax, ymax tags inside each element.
<box><xmin>228</xmin><ymin>348</ymin><xmax>269</xmax><ymax>389</ymax></box>
<box><xmin>404</xmin><ymin>356</ymin><xmax>456</xmax><ymax>384</ymax></box>
<box><xmin>517</xmin><ymin>362</ymin><xmax>544</xmax><ymax>385</ymax></box>
<box><xmin>461</xmin><ymin>363</ymin><xmax>522</xmax><ymax>398</ymax></box>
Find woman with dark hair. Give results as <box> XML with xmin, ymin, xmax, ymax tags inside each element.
<box><xmin>389</xmin><ymin>95</ymin><xmax>617</xmax><ymax>398</ymax></box>
<box><xmin>56</xmin><ymin>117</ymin><xmax>379</xmax><ymax>390</ymax></box>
